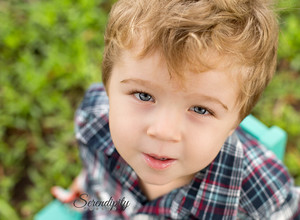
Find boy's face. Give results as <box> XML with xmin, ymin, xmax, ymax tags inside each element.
<box><xmin>107</xmin><ymin>48</ymin><xmax>240</xmax><ymax>191</ymax></box>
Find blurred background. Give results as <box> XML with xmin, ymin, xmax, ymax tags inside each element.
<box><xmin>0</xmin><ymin>0</ymin><xmax>299</xmax><ymax>219</ymax></box>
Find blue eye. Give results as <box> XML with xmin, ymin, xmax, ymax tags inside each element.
<box><xmin>134</xmin><ymin>92</ymin><xmax>153</xmax><ymax>102</ymax></box>
<box><xmin>191</xmin><ymin>106</ymin><xmax>209</xmax><ymax>115</ymax></box>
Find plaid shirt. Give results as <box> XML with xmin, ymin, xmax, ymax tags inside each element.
<box><xmin>75</xmin><ymin>83</ymin><xmax>300</xmax><ymax>220</ymax></box>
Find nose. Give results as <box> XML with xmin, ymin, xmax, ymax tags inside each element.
<box><xmin>146</xmin><ymin>107</ymin><xmax>182</xmax><ymax>142</ymax></box>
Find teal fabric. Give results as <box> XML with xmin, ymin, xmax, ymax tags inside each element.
<box><xmin>34</xmin><ymin>200</ymin><xmax>82</xmax><ymax>220</ymax></box>
<box><xmin>240</xmin><ymin>114</ymin><xmax>287</xmax><ymax>161</ymax></box>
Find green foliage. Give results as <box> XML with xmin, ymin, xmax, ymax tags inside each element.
<box><xmin>0</xmin><ymin>198</ymin><xmax>19</xmax><ymax>220</ymax></box>
<box><xmin>1</xmin><ymin>0</ymin><xmax>300</xmax><ymax>219</ymax></box>
<box><xmin>0</xmin><ymin>0</ymin><xmax>114</xmax><ymax>219</ymax></box>
<box><xmin>252</xmin><ymin>1</ymin><xmax>300</xmax><ymax>185</ymax></box>
<box><xmin>277</xmin><ymin>0</ymin><xmax>300</xmax><ymax>71</ymax></box>
<box><xmin>278</xmin><ymin>14</ymin><xmax>300</xmax><ymax>71</ymax></box>
<box><xmin>253</xmin><ymin>71</ymin><xmax>300</xmax><ymax>185</ymax></box>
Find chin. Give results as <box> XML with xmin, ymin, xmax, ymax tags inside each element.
<box><xmin>137</xmin><ymin>170</ymin><xmax>174</xmax><ymax>185</ymax></box>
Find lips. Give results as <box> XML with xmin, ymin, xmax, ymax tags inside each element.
<box><xmin>142</xmin><ymin>153</ymin><xmax>176</xmax><ymax>170</ymax></box>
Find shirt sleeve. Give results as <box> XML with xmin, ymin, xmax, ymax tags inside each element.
<box><xmin>74</xmin><ymin>83</ymin><xmax>110</xmax><ymax>194</ymax></box>
<box><xmin>74</xmin><ymin>83</ymin><xmax>109</xmax><ymax>147</ymax></box>
<box><xmin>237</xmin><ymin>129</ymin><xmax>300</xmax><ymax>219</ymax></box>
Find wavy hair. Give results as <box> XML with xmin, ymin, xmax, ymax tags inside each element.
<box><xmin>102</xmin><ymin>0</ymin><xmax>278</xmax><ymax>120</ymax></box>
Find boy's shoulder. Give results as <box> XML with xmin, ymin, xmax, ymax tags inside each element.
<box><xmin>235</xmin><ymin>128</ymin><xmax>300</xmax><ymax>219</ymax></box>
<box><xmin>74</xmin><ymin>83</ymin><xmax>111</xmax><ymax>152</ymax></box>
<box><xmin>76</xmin><ymin>83</ymin><xmax>109</xmax><ymax>117</ymax></box>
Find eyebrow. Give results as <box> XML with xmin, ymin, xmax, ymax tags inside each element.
<box><xmin>197</xmin><ymin>94</ymin><xmax>228</xmax><ymax>111</ymax></box>
<box><xmin>120</xmin><ymin>78</ymin><xmax>229</xmax><ymax>111</ymax></box>
<box><xmin>121</xmin><ymin>78</ymin><xmax>161</xmax><ymax>91</ymax></box>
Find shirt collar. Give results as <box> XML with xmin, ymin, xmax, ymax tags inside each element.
<box><xmin>171</xmin><ymin>132</ymin><xmax>244</xmax><ymax>219</ymax></box>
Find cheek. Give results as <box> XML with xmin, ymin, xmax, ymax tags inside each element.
<box><xmin>110</xmin><ymin>102</ymin><xmax>141</xmax><ymax>128</ymax></box>
<box><xmin>183</xmin><ymin>124</ymin><xmax>231</xmax><ymax>168</ymax></box>
<box><xmin>186</xmin><ymin>135</ymin><xmax>223</xmax><ymax>165</ymax></box>
<box><xmin>109</xmin><ymin>107</ymin><xmax>130</xmax><ymax>146</ymax></box>
<box><xmin>108</xmin><ymin>98</ymin><xmax>143</xmax><ymax>149</ymax></box>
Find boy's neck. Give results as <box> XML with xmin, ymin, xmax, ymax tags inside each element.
<box><xmin>138</xmin><ymin>174</ymin><xmax>195</xmax><ymax>201</ymax></box>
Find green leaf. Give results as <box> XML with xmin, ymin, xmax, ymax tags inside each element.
<box><xmin>0</xmin><ymin>198</ymin><xmax>20</xmax><ymax>220</ymax></box>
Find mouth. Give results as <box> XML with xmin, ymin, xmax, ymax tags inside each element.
<box><xmin>142</xmin><ymin>153</ymin><xmax>176</xmax><ymax>170</ymax></box>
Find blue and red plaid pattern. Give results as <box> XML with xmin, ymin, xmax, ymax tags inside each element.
<box><xmin>75</xmin><ymin>83</ymin><xmax>300</xmax><ymax>219</ymax></box>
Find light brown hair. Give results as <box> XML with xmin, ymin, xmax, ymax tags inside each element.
<box><xmin>102</xmin><ymin>0</ymin><xmax>278</xmax><ymax>120</ymax></box>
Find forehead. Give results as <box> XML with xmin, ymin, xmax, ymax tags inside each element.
<box><xmin>113</xmin><ymin>48</ymin><xmax>240</xmax><ymax>111</ymax></box>
<box><xmin>116</xmin><ymin>45</ymin><xmax>239</xmax><ymax>89</ymax></box>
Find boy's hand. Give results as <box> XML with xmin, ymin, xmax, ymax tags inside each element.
<box><xmin>51</xmin><ymin>171</ymin><xmax>85</xmax><ymax>203</ymax></box>
<box><xmin>51</xmin><ymin>186</ymin><xmax>80</xmax><ymax>203</ymax></box>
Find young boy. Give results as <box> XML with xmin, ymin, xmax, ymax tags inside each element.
<box><xmin>53</xmin><ymin>0</ymin><xmax>300</xmax><ymax>219</ymax></box>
